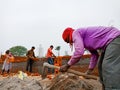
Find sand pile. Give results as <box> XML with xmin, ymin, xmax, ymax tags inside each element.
<box><xmin>0</xmin><ymin>76</ymin><xmax>43</xmax><ymax>90</ymax></box>
<box><xmin>46</xmin><ymin>73</ymin><xmax>102</xmax><ymax>90</ymax></box>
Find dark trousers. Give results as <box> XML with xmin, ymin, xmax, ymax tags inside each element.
<box><xmin>98</xmin><ymin>36</ymin><xmax>120</xmax><ymax>90</ymax></box>
<box><xmin>47</xmin><ymin>57</ymin><xmax>54</xmax><ymax>73</ymax></box>
<box><xmin>1</xmin><ymin>69</ymin><xmax>10</xmax><ymax>74</ymax></box>
<box><xmin>26</xmin><ymin>59</ymin><xmax>34</xmax><ymax>73</ymax></box>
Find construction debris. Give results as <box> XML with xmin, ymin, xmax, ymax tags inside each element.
<box><xmin>45</xmin><ymin>73</ymin><xmax>102</xmax><ymax>90</ymax></box>
<box><xmin>0</xmin><ymin>73</ymin><xmax>102</xmax><ymax>90</ymax></box>
<box><xmin>0</xmin><ymin>76</ymin><xmax>43</xmax><ymax>90</ymax></box>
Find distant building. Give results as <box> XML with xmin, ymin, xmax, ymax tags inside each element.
<box><xmin>64</xmin><ymin>51</ymin><xmax>68</xmax><ymax>56</ymax></box>
<box><xmin>38</xmin><ymin>44</ymin><xmax>44</xmax><ymax>58</ymax></box>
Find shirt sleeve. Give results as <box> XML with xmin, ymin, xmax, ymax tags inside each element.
<box><xmin>49</xmin><ymin>48</ymin><xmax>53</xmax><ymax>54</ymax></box>
<box><xmin>33</xmin><ymin>52</ymin><xmax>36</xmax><ymax>58</ymax></box>
<box><xmin>88</xmin><ymin>50</ymin><xmax>99</xmax><ymax>69</ymax></box>
<box><xmin>68</xmin><ymin>31</ymin><xmax>84</xmax><ymax>65</ymax></box>
<box><xmin>26</xmin><ymin>51</ymin><xmax>29</xmax><ymax>57</ymax></box>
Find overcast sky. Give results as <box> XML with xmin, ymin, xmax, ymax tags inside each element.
<box><xmin>0</xmin><ymin>0</ymin><xmax>120</xmax><ymax>56</ymax></box>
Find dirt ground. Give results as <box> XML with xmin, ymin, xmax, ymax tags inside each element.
<box><xmin>0</xmin><ymin>69</ymin><xmax>102</xmax><ymax>90</ymax></box>
<box><xmin>0</xmin><ymin>54</ymin><xmax>102</xmax><ymax>90</ymax></box>
<box><xmin>0</xmin><ymin>63</ymin><xmax>101</xmax><ymax>90</ymax></box>
<box><xmin>44</xmin><ymin>73</ymin><xmax>102</xmax><ymax>90</ymax></box>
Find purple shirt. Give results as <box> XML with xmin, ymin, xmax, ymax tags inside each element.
<box><xmin>68</xmin><ymin>26</ymin><xmax>120</xmax><ymax>69</ymax></box>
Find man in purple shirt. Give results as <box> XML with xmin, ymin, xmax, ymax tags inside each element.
<box><xmin>60</xmin><ymin>26</ymin><xmax>120</xmax><ymax>90</ymax></box>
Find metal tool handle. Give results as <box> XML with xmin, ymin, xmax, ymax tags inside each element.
<box><xmin>43</xmin><ymin>62</ymin><xmax>98</xmax><ymax>80</ymax></box>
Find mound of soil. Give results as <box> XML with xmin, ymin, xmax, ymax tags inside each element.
<box><xmin>46</xmin><ymin>73</ymin><xmax>102</xmax><ymax>90</ymax></box>
<box><xmin>0</xmin><ymin>77</ymin><xmax>43</xmax><ymax>90</ymax></box>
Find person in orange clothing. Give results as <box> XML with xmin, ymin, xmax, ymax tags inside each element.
<box><xmin>46</xmin><ymin>45</ymin><xmax>56</xmax><ymax>74</ymax></box>
<box><xmin>1</xmin><ymin>50</ymin><xmax>14</xmax><ymax>75</ymax></box>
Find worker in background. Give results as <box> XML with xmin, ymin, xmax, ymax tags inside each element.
<box><xmin>1</xmin><ymin>50</ymin><xmax>14</xmax><ymax>75</ymax></box>
<box><xmin>46</xmin><ymin>45</ymin><xmax>56</xmax><ymax>74</ymax></box>
<box><xmin>60</xmin><ymin>26</ymin><xmax>120</xmax><ymax>90</ymax></box>
<box><xmin>26</xmin><ymin>46</ymin><xmax>36</xmax><ymax>73</ymax></box>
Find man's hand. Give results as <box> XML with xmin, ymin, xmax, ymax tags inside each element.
<box><xmin>30</xmin><ymin>57</ymin><xmax>34</xmax><ymax>60</ymax></box>
<box><xmin>31</xmin><ymin>57</ymin><xmax>39</xmax><ymax>61</ymax></box>
<box><xmin>85</xmin><ymin>69</ymin><xmax>93</xmax><ymax>75</ymax></box>
<box><xmin>59</xmin><ymin>64</ymin><xmax>70</xmax><ymax>72</ymax></box>
<box><xmin>53</xmin><ymin>54</ymin><xmax>56</xmax><ymax>58</ymax></box>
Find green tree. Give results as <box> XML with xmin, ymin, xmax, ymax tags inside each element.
<box><xmin>55</xmin><ymin>46</ymin><xmax>61</xmax><ymax>56</ymax></box>
<box><xmin>10</xmin><ymin>46</ymin><xmax>27</xmax><ymax>56</ymax></box>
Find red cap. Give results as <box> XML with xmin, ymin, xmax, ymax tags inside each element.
<box><xmin>62</xmin><ymin>27</ymin><xmax>74</xmax><ymax>43</ymax></box>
